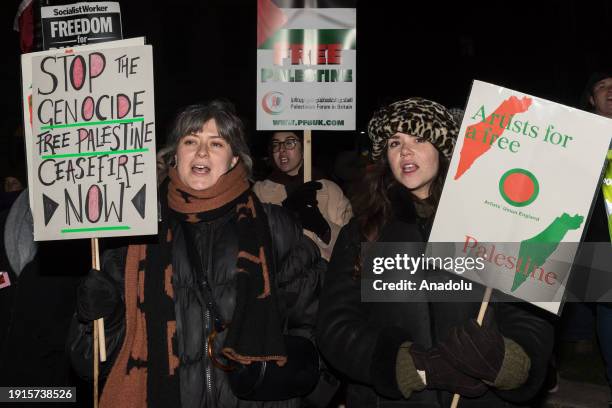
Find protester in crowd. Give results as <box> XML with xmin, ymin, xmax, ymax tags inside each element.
<box><xmin>317</xmin><ymin>97</ymin><xmax>554</xmax><ymax>407</ymax></box>
<box><xmin>0</xmin><ymin>188</ymin><xmax>88</xmax><ymax>391</ymax></box>
<box><xmin>0</xmin><ymin>125</ymin><xmax>92</xmax><ymax>401</ymax></box>
<box><xmin>0</xmin><ymin>126</ymin><xmax>27</xmax><ymax>212</ymax></box>
<box><xmin>253</xmin><ymin>131</ymin><xmax>352</xmax><ymax>261</ymax></box>
<box><xmin>580</xmin><ymin>71</ymin><xmax>612</xmax><ymax>404</ymax></box>
<box><xmin>0</xmin><ymin>176</ymin><xmax>24</xmax><ymax>213</ymax></box>
<box><xmin>67</xmin><ymin>100</ymin><xmax>326</xmax><ymax>407</ymax></box>
<box><xmin>582</xmin><ymin>72</ymin><xmax>612</xmax><ymax>246</ymax></box>
<box><xmin>547</xmin><ymin>72</ymin><xmax>612</xmax><ymax>397</ymax></box>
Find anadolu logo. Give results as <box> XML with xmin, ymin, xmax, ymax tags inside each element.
<box><xmin>262</xmin><ymin>91</ymin><xmax>284</xmax><ymax>115</ymax></box>
<box><xmin>499</xmin><ymin>168</ymin><xmax>539</xmax><ymax>207</ymax></box>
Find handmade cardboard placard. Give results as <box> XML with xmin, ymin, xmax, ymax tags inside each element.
<box><xmin>21</xmin><ymin>38</ymin><xmax>146</xmax><ymax>213</ymax></box>
<box><xmin>28</xmin><ymin>44</ymin><xmax>157</xmax><ymax>240</ymax></box>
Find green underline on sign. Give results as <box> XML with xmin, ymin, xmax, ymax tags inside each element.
<box><xmin>61</xmin><ymin>226</ymin><xmax>131</xmax><ymax>233</ymax></box>
<box><xmin>40</xmin><ymin>117</ymin><xmax>145</xmax><ymax>130</ymax></box>
<box><xmin>42</xmin><ymin>148</ymin><xmax>149</xmax><ymax>159</ymax></box>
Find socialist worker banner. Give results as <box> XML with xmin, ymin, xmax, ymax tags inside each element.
<box><xmin>428</xmin><ymin>80</ymin><xmax>612</xmax><ymax>314</ymax></box>
<box><xmin>41</xmin><ymin>2</ymin><xmax>123</xmax><ymax>50</ymax></box>
<box><xmin>256</xmin><ymin>0</ymin><xmax>356</xmax><ymax>130</ymax></box>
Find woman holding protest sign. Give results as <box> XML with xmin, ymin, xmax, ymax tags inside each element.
<box><xmin>68</xmin><ymin>100</ymin><xmax>326</xmax><ymax>407</ymax></box>
<box><xmin>253</xmin><ymin>130</ymin><xmax>352</xmax><ymax>261</ymax></box>
<box><xmin>316</xmin><ymin>97</ymin><xmax>554</xmax><ymax>407</ymax></box>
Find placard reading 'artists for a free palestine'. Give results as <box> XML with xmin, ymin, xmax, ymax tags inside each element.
<box><xmin>429</xmin><ymin>80</ymin><xmax>612</xmax><ymax>314</ymax></box>
<box><xmin>28</xmin><ymin>44</ymin><xmax>157</xmax><ymax>241</ymax></box>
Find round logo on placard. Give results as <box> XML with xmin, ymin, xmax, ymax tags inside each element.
<box><xmin>262</xmin><ymin>92</ymin><xmax>284</xmax><ymax>115</ymax></box>
<box><xmin>499</xmin><ymin>168</ymin><xmax>539</xmax><ymax>207</ymax></box>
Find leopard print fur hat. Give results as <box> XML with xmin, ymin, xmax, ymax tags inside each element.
<box><xmin>367</xmin><ymin>97</ymin><xmax>459</xmax><ymax>161</ymax></box>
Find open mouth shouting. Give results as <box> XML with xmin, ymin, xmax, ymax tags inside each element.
<box><xmin>401</xmin><ymin>161</ymin><xmax>419</xmax><ymax>174</ymax></box>
<box><xmin>192</xmin><ymin>163</ymin><xmax>211</xmax><ymax>175</ymax></box>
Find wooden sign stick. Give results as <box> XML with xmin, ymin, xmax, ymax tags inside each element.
<box><xmin>91</xmin><ymin>238</ymin><xmax>107</xmax><ymax>408</ymax></box>
<box><xmin>91</xmin><ymin>237</ymin><xmax>107</xmax><ymax>362</ymax></box>
<box><xmin>450</xmin><ymin>286</ymin><xmax>493</xmax><ymax>408</ymax></box>
<box><xmin>304</xmin><ymin>129</ymin><xmax>312</xmax><ymax>182</ymax></box>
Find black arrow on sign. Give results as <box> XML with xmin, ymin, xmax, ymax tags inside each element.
<box><xmin>131</xmin><ymin>184</ymin><xmax>146</xmax><ymax>219</ymax></box>
<box><xmin>42</xmin><ymin>194</ymin><xmax>59</xmax><ymax>226</ymax></box>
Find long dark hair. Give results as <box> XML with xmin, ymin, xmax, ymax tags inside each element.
<box><xmin>352</xmin><ymin>152</ymin><xmax>449</xmax><ymax>243</ymax></box>
<box><xmin>350</xmin><ymin>151</ymin><xmax>448</xmax><ymax>280</ymax></box>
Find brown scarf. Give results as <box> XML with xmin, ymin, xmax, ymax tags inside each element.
<box><xmin>167</xmin><ymin>164</ymin><xmax>250</xmax><ymax>216</ymax></box>
<box><xmin>100</xmin><ymin>162</ymin><xmax>286</xmax><ymax>408</ymax></box>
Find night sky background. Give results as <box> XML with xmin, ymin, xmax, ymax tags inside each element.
<box><xmin>2</xmin><ymin>0</ymin><xmax>612</xmax><ymax>180</ymax></box>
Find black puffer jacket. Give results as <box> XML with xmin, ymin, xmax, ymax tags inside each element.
<box><xmin>317</xmin><ymin>217</ymin><xmax>554</xmax><ymax>408</ymax></box>
<box><xmin>68</xmin><ymin>200</ymin><xmax>326</xmax><ymax>408</ymax></box>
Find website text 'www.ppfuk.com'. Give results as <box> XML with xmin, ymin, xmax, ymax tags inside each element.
<box><xmin>272</xmin><ymin>119</ymin><xmax>344</xmax><ymax>126</ymax></box>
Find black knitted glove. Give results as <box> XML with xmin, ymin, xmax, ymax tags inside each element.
<box><xmin>438</xmin><ymin>310</ymin><xmax>505</xmax><ymax>384</ymax></box>
<box><xmin>76</xmin><ymin>268</ymin><xmax>122</xmax><ymax>323</ymax></box>
<box><xmin>405</xmin><ymin>344</ymin><xmax>488</xmax><ymax>397</ymax></box>
<box><xmin>282</xmin><ymin>181</ymin><xmax>331</xmax><ymax>244</ymax></box>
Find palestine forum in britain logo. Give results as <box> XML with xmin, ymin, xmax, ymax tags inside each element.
<box><xmin>499</xmin><ymin>168</ymin><xmax>539</xmax><ymax>207</ymax></box>
<box><xmin>262</xmin><ymin>91</ymin><xmax>284</xmax><ymax>115</ymax></box>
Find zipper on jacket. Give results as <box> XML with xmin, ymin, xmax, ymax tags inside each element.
<box><xmin>205</xmin><ymin>308</ymin><xmax>213</xmax><ymax>402</ymax></box>
<box><xmin>200</xmin><ymin>224</ymin><xmax>215</xmax><ymax>405</ymax></box>
<box><xmin>185</xmin><ymin>220</ymin><xmax>217</xmax><ymax>405</ymax></box>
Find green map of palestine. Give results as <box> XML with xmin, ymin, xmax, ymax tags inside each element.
<box><xmin>512</xmin><ymin>213</ymin><xmax>584</xmax><ymax>291</ymax></box>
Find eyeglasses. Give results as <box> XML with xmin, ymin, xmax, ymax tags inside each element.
<box><xmin>271</xmin><ymin>139</ymin><xmax>299</xmax><ymax>152</ymax></box>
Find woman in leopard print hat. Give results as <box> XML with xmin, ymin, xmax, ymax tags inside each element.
<box><xmin>317</xmin><ymin>97</ymin><xmax>553</xmax><ymax>407</ymax></box>
<box><xmin>360</xmin><ymin>97</ymin><xmax>459</xmax><ymax>213</ymax></box>
<box><xmin>368</xmin><ymin>97</ymin><xmax>458</xmax><ymax>162</ymax></box>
